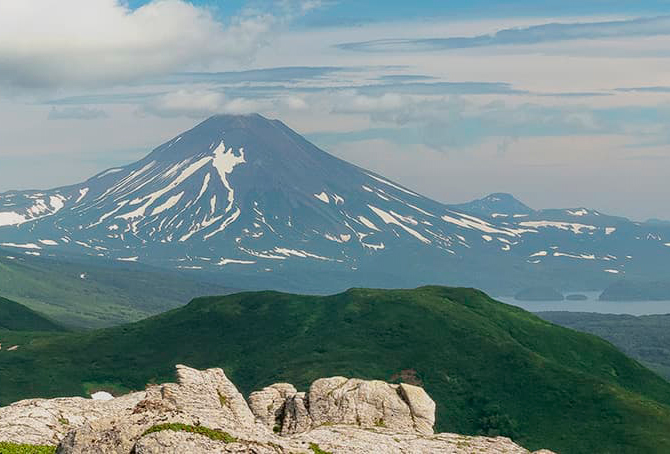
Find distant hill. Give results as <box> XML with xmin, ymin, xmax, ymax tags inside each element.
<box><xmin>2</xmin><ymin>286</ymin><xmax>670</xmax><ymax>453</ymax></box>
<box><xmin>538</xmin><ymin>311</ymin><xmax>670</xmax><ymax>381</ymax></box>
<box><xmin>647</xmin><ymin>218</ymin><xmax>670</xmax><ymax>227</ymax></box>
<box><xmin>600</xmin><ymin>280</ymin><xmax>670</xmax><ymax>301</ymax></box>
<box><xmin>0</xmin><ymin>296</ymin><xmax>63</xmax><ymax>332</ymax></box>
<box><xmin>450</xmin><ymin>192</ymin><xmax>534</xmax><ymax>217</ymax></box>
<box><xmin>0</xmin><ymin>252</ymin><xmax>237</xmax><ymax>329</ymax></box>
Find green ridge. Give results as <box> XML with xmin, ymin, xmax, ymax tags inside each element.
<box><xmin>0</xmin><ymin>296</ymin><xmax>63</xmax><ymax>332</ymax></box>
<box><xmin>1</xmin><ymin>287</ymin><xmax>670</xmax><ymax>453</ymax></box>
<box><xmin>0</xmin><ymin>254</ymin><xmax>233</xmax><ymax>329</ymax></box>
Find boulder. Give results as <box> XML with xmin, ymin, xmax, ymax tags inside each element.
<box><xmin>305</xmin><ymin>377</ymin><xmax>417</xmax><ymax>433</ymax></box>
<box><xmin>0</xmin><ymin>391</ymin><xmax>144</xmax><ymax>446</ymax></box>
<box><xmin>0</xmin><ymin>365</ymin><xmax>555</xmax><ymax>454</ymax></box>
<box><xmin>398</xmin><ymin>382</ymin><xmax>435</xmax><ymax>435</ymax></box>
<box><xmin>248</xmin><ymin>383</ymin><xmax>297</xmax><ymax>431</ymax></box>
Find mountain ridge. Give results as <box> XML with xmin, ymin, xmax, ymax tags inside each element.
<box><xmin>0</xmin><ymin>114</ymin><xmax>668</xmax><ymax>294</ymax></box>
<box><xmin>0</xmin><ymin>295</ymin><xmax>63</xmax><ymax>332</ymax></box>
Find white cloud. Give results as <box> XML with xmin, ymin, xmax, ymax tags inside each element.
<box><xmin>0</xmin><ymin>0</ymin><xmax>276</xmax><ymax>89</ymax></box>
<box><xmin>48</xmin><ymin>106</ymin><xmax>108</xmax><ymax>120</ymax></box>
<box><xmin>337</xmin><ymin>92</ymin><xmax>408</xmax><ymax>113</ymax></box>
<box><xmin>142</xmin><ymin>90</ymin><xmax>266</xmax><ymax>118</ymax></box>
<box><xmin>139</xmin><ymin>89</ymin><xmax>311</xmax><ymax>118</ymax></box>
<box><xmin>284</xmin><ymin>95</ymin><xmax>309</xmax><ymax>110</ymax></box>
<box><xmin>140</xmin><ymin>89</ymin><xmax>273</xmax><ymax>118</ymax></box>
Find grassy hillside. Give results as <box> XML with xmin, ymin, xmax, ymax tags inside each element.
<box><xmin>0</xmin><ymin>252</ymin><xmax>236</xmax><ymax>329</ymax></box>
<box><xmin>539</xmin><ymin>311</ymin><xmax>670</xmax><ymax>381</ymax></box>
<box><xmin>0</xmin><ymin>296</ymin><xmax>63</xmax><ymax>332</ymax></box>
<box><xmin>1</xmin><ymin>287</ymin><xmax>670</xmax><ymax>453</ymax></box>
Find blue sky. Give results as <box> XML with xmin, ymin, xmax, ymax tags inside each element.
<box><xmin>0</xmin><ymin>0</ymin><xmax>669</xmax><ymax>219</ymax></box>
<box><xmin>129</xmin><ymin>1</ymin><xmax>670</xmax><ymax>21</ymax></box>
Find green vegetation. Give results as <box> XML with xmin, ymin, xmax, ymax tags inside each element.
<box><xmin>0</xmin><ymin>253</ymin><xmax>233</xmax><ymax>328</ymax></box>
<box><xmin>539</xmin><ymin>311</ymin><xmax>670</xmax><ymax>381</ymax></box>
<box><xmin>0</xmin><ymin>296</ymin><xmax>63</xmax><ymax>332</ymax></box>
<box><xmin>308</xmin><ymin>442</ymin><xmax>332</xmax><ymax>454</ymax></box>
<box><xmin>600</xmin><ymin>280</ymin><xmax>670</xmax><ymax>301</ymax></box>
<box><xmin>0</xmin><ymin>442</ymin><xmax>56</xmax><ymax>454</ymax></box>
<box><xmin>2</xmin><ymin>287</ymin><xmax>670</xmax><ymax>453</ymax></box>
<box><xmin>142</xmin><ymin>423</ymin><xmax>237</xmax><ymax>443</ymax></box>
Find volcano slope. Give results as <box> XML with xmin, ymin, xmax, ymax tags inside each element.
<box><xmin>1</xmin><ymin>286</ymin><xmax>670</xmax><ymax>453</ymax></box>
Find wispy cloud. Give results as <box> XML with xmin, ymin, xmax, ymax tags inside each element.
<box><xmin>320</xmin><ymin>94</ymin><xmax>670</xmax><ymax>150</ymax></box>
<box><xmin>48</xmin><ymin>106</ymin><xmax>108</xmax><ymax>120</ymax></box>
<box><xmin>138</xmin><ymin>88</ymin><xmax>308</xmax><ymax>118</ymax></box>
<box><xmin>153</xmin><ymin>66</ymin><xmax>349</xmax><ymax>85</ymax></box>
<box><xmin>337</xmin><ymin>15</ymin><xmax>670</xmax><ymax>52</ymax></box>
<box><xmin>616</xmin><ymin>86</ymin><xmax>670</xmax><ymax>93</ymax></box>
<box><xmin>46</xmin><ymin>76</ymin><xmax>524</xmax><ymax>107</ymax></box>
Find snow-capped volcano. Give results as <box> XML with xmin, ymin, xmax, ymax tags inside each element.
<box><xmin>1</xmin><ymin>114</ymin><xmax>668</xmax><ymax>293</ymax></box>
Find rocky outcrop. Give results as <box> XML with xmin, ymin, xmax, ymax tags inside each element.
<box><xmin>0</xmin><ymin>391</ymin><xmax>145</xmax><ymax>446</ymax></box>
<box><xmin>248</xmin><ymin>377</ymin><xmax>436</xmax><ymax>437</ymax></box>
<box><xmin>0</xmin><ymin>365</ymin><xmax>554</xmax><ymax>454</ymax></box>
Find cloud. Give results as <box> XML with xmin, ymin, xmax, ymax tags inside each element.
<box><xmin>139</xmin><ymin>88</ymin><xmax>308</xmax><ymax>118</ymax></box>
<box><xmin>46</xmin><ymin>78</ymin><xmax>523</xmax><ymax>107</ymax></box>
<box><xmin>337</xmin><ymin>15</ymin><xmax>670</xmax><ymax>52</ymax></box>
<box><xmin>150</xmin><ymin>66</ymin><xmax>350</xmax><ymax>85</ymax></box>
<box><xmin>48</xmin><ymin>106</ymin><xmax>108</xmax><ymax>120</ymax></box>
<box><xmin>616</xmin><ymin>86</ymin><xmax>670</xmax><ymax>93</ymax></box>
<box><xmin>321</xmin><ymin>92</ymin><xmax>670</xmax><ymax>150</ymax></box>
<box><xmin>0</xmin><ymin>0</ymin><xmax>277</xmax><ymax>89</ymax></box>
<box><xmin>140</xmin><ymin>89</ymin><xmax>267</xmax><ymax>118</ymax></box>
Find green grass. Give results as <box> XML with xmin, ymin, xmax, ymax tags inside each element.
<box><xmin>142</xmin><ymin>423</ymin><xmax>237</xmax><ymax>443</ymax></box>
<box><xmin>0</xmin><ymin>297</ymin><xmax>63</xmax><ymax>332</ymax></box>
<box><xmin>309</xmin><ymin>442</ymin><xmax>332</xmax><ymax>454</ymax></box>
<box><xmin>539</xmin><ymin>311</ymin><xmax>670</xmax><ymax>382</ymax></box>
<box><xmin>0</xmin><ymin>442</ymin><xmax>56</xmax><ymax>454</ymax></box>
<box><xmin>2</xmin><ymin>286</ymin><xmax>670</xmax><ymax>453</ymax></box>
<box><xmin>0</xmin><ymin>253</ymin><xmax>234</xmax><ymax>329</ymax></box>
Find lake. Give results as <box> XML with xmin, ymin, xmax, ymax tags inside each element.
<box><xmin>497</xmin><ymin>291</ymin><xmax>670</xmax><ymax>316</ymax></box>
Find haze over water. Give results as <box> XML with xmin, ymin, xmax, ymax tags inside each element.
<box><xmin>499</xmin><ymin>291</ymin><xmax>670</xmax><ymax>316</ymax></box>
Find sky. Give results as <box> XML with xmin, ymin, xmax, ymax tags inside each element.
<box><xmin>1</xmin><ymin>1</ymin><xmax>670</xmax><ymax>220</ymax></box>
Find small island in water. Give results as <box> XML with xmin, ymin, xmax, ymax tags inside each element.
<box><xmin>514</xmin><ymin>286</ymin><xmax>565</xmax><ymax>301</ymax></box>
<box><xmin>565</xmin><ymin>294</ymin><xmax>588</xmax><ymax>301</ymax></box>
<box><xmin>600</xmin><ymin>280</ymin><xmax>670</xmax><ymax>301</ymax></box>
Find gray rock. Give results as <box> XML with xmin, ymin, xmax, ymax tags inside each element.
<box><xmin>280</xmin><ymin>391</ymin><xmax>311</xmax><ymax>435</ymax></box>
<box><xmin>248</xmin><ymin>383</ymin><xmax>297</xmax><ymax>431</ymax></box>
<box><xmin>398</xmin><ymin>382</ymin><xmax>436</xmax><ymax>435</ymax></box>
<box><xmin>0</xmin><ymin>391</ymin><xmax>144</xmax><ymax>446</ymax></box>
<box><xmin>0</xmin><ymin>365</ymin><xmax>555</xmax><ymax>454</ymax></box>
<box><xmin>305</xmin><ymin>377</ymin><xmax>416</xmax><ymax>433</ymax></box>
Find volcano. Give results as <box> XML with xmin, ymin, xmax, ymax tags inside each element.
<box><xmin>1</xmin><ymin>114</ymin><xmax>668</xmax><ymax>293</ymax></box>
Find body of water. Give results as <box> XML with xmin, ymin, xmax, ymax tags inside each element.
<box><xmin>497</xmin><ymin>291</ymin><xmax>670</xmax><ymax>316</ymax></box>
